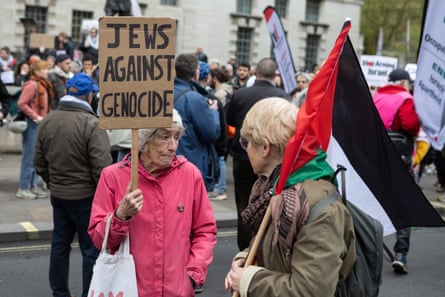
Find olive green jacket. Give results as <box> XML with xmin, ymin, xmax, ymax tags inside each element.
<box><xmin>34</xmin><ymin>97</ymin><xmax>112</xmax><ymax>199</ymax></box>
<box><xmin>238</xmin><ymin>179</ymin><xmax>356</xmax><ymax>297</ymax></box>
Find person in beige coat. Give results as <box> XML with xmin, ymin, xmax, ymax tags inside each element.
<box><xmin>225</xmin><ymin>97</ymin><xmax>356</xmax><ymax>297</ymax></box>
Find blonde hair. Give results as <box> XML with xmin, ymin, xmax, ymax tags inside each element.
<box><xmin>241</xmin><ymin>97</ymin><xmax>298</xmax><ymax>155</ymax></box>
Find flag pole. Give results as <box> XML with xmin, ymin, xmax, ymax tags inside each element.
<box><xmin>376</xmin><ymin>26</ymin><xmax>383</xmax><ymax>56</ymax></box>
<box><xmin>131</xmin><ymin>129</ymin><xmax>138</xmax><ymax>191</ymax></box>
<box><xmin>232</xmin><ymin>205</ymin><xmax>272</xmax><ymax>297</ymax></box>
<box><xmin>406</xmin><ymin>19</ymin><xmax>410</xmax><ymax>63</ymax></box>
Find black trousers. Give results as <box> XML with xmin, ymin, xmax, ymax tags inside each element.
<box><xmin>232</xmin><ymin>157</ymin><xmax>257</xmax><ymax>251</ymax></box>
<box><xmin>390</xmin><ymin>134</ymin><xmax>414</xmax><ymax>256</ymax></box>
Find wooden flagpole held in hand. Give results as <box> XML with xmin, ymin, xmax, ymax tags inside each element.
<box><xmin>232</xmin><ymin>204</ymin><xmax>272</xmax><ymax>297</ymax></box>
<box><xmin>131</xmin><ymin>129</ymin><xmax>138</xmax><ymax>191</ymax></box>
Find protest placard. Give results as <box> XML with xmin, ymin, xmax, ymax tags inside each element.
<box><xmin>29</xmin><ymin>33</ymin><xmax>55</xmax><ymax>49</ymax></box>
<box><xmin>360</xmin><ymin>55</ymin><xmax>398</xmax><ymax>88</ymax></box>
<box><xmin>99</xmin><ymin>17</ymin><xmax>176</xmax><ymax>130</ymax></box>
<box><xmin>81</xmin><ymin>19</ymin><xmax>99</xmax><ymax>33</ymax></box>
<box><xmin>99</xmin><ymin>17</ymin><xmax>176</xmax><ymax>190</ymax></box>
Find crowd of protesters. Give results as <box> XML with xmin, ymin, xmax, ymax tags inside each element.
<box><xmin>1</xmin><ymin>20</ymin><xmax>438</xmax><ymax>295</ymax></box>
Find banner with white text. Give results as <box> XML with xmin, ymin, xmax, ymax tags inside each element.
<box><xmin>414</xmin><ymin>0</ymin><xmax>445</xmax><ymax>150</ymax></box>
<box><xmin>359</xmin><ymin>55</ymin><xmax>398</xmax><ymax>88</ymax></box>
<box><xmin>263</xmin><ymin>6</ymin><xmax>296</xmax><ymax>94</ymax></box>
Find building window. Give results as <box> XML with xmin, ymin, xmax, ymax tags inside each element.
<box><xmin>305</xmin><ymin>0</ymin><xmax>320</xmax><ymax>23</ymax></box>
<box><xmin>236</xmin><ymin>27</ymin><xmax>253</xmax><ymax>64</ymax></box>
<box><xmin>24</xmin><ymin>6</ymin><xmax>48</xmax><ymax>50</ymax></box>
<box><xmin>161</xmin><ymin>0</ymin><xmax>177</xmax><ymax>6</ymax></box>
<box><xmin>237</xmin><ymin>0</ymin><xmax>252</xmax><ymax>14</ymax></box>
<box><xmin>305</xmin><ymin>34</ymin><xmax>320</xmax><ymax>71</ymax></box>
<box><xmin>139</xmin><ymin>3</ymin><xmax>148</xmax><ymax>15</ymax></box>
<box><xmin>72</xmin><ymin>10</ymin><xmax>94</xmax><ymax>47</ymax></box>
<box><xmin>274</xmin><ymin>0</ymin><xmax>288</xmax><ymax>18</ymax></box>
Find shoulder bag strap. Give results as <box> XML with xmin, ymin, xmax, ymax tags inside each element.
<box><xmin>102</xmin><ymin>214</ymin><xmax>131</xmax><ymax>256</ymax></box>
<box><xmin>306</xmin><ymin>192</ymin><xmax>341</xmax><ymax>223</ymax></box>
<box><xmin>101</xmin><ymin>215</ymin><xmax>112</xmax><ymax>251</ymax></box>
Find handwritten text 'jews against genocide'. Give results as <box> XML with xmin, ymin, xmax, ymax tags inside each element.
<box><xmin>99</xmin><ymin>17</ymin><xmax>176</xmax><ymax>129</ymax></box>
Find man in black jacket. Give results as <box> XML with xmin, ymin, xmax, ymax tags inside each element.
<box><xmin>226</xmin><ymin>57</ymin><xmax>290</xmax><ymax>250</ymax></box>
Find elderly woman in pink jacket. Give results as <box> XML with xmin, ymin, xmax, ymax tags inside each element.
<box><xmin>88</xmin><ymin>109</ymin><xmax>217</xmax><ymax>297</ymax></box>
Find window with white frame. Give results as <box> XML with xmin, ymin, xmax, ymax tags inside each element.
<box><xmin>305</xmin><ymin>34</ymin><xmax>320</xmax><ymax>70</ymax></box>
<box><xmin>237</xmin><ymin>0</ymin><xmax>252</xmax><ymax>14</ymax></box>
<box><xmin>236</xmin><ymin>27</ymin><xmax>253</xmax><ymax>64</ymax></box>
<box><xmin>72</xmin><ymin>10</ymin><xmax>94</xmax><ymax>46</ymax></box>
<box><xmin>274</xmin><ymin>0</ymin><xmax>288</xmax><ymax>18</ymax></box>
<box><xmin>24</xmin><ymin>6</ymin><xmax>47</xmax><ymax>49</ymax></box>
<box><xmin>161</xmin><ymin>0</ymin><xmax>177</xmax><ymax>6</ymax></box>
<box><xmin>305</xmin><ymin>0</ymin><xmax>321</xmax><ymax>23</ymax></box>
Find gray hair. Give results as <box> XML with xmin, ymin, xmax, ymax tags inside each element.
<box><xmin>295</xmin><ymin>72</ymin><xmax>312</xmax><ymax>83</ymax></box>
<box><xmin>138</xmin><ymin>109</ymin><xmax>184</xmax><ymax>151</ymax></box>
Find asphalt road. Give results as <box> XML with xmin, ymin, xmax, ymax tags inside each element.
<box><xmin>0</xmin><ymin>227</ymin><xmax>444</xmax><ymax>297</ymax></box>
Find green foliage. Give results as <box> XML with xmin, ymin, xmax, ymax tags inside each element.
<box><xmin>360</xmin><ymin>0</ymin><xmax>424</xmax><ymax>64</ymax></box>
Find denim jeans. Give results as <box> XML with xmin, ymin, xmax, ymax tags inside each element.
<box><xmin>19</xmin><ymin>118</ymin><xmax>39</xmax><ymax>189</ymax></box>
<box><xmin>394</xmin><ymin>227</ymin><xmax>411</xmax><ymax>255</ymax></box>
<box><xmin>50</xmin><ymin>196</ymin><xmax>99</xmax><ymax>297</ymax></box>
<box><xmin>213</xmin><ymin>156</ymin><xmax>227</xmax><ymax>194</ymax></box>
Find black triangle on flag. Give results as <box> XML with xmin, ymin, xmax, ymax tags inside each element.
<box><xmin>328</xmin><ymin>36</ymin><xmax>445</xmax><ymax>233</ymax></box>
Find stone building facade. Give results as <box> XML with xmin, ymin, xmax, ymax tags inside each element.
<box><xmin>2</xmin><ymin>0</ymin><xmax>364</xmax><ymax>70</ymax></box>
<box><xmin>1</xmin><ymin>0</ymin><xmax>364</xmax><ymax>153</ymax></box>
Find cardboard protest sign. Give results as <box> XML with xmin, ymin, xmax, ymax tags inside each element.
<box><xmin>360</xmin><ymin>55</ymin><xmax>398</xmax><ymax>87</ymax></box>
<box><xmin>29</xmin><ymin>33</ymin><xmax>54</xmax><ymax>49</ymax></box>
<box><xmin>81</xmin><ymin>19</ymin><xmax>99</xmax><ymax>33</ymax></box>
<box><xmin>99</xmin><ymin>17</ymin><xmax>176</xmax><ymax>129</ymax></box>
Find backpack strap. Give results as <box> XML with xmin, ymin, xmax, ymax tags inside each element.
<box><xmin>306</xmin><ymin>191</ymin><xmax>342</xmax><ymax>223</ymax></box>
<box><xmin>308</xmin><ymin>164</ymin><xmax>348</xmax><ymax>223</ymax></box>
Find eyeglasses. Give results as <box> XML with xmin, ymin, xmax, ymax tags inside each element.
<box><xmin>239</xmin><ymin>137</ymin><xmax>249</xmax><ymax>150</ymax></box>
<box><xmin>152</xmin><ymin>129</ymin><xmax>181</xmax><ymax>146</ymax></box>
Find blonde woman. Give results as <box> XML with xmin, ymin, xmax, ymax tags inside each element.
<box><xmin>225</xmin><ymin>97</ymin><xmax>356</xmax><ymax>296</ymax></box>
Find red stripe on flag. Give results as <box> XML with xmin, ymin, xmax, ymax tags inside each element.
<box><xmin>263</xmin><ymin>6</ymin><xmax>274</xmax><ymax>21</ymax></box>
<box><xmin>275</xmin><ymin>20</ymin><xmax>352</xmax><ymax>194</ymax></box>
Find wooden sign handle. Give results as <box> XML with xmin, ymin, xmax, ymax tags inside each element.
<box><xmin>232</xmin><ymin>204</ymin><xmax>272</xmax><ymax>297</ymax></box>
<box><xmin>131</xmin><ymin>129</ymin><xmax>139</xmax><ymax>191</ymax></box>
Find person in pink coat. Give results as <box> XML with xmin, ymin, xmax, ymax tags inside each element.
<box><xmin>88</xmin><ymin>109</ymin><xmax>217</xmax><ymax>297</ymax></box>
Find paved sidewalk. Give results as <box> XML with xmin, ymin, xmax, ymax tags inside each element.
<box><xmin>0</xmin><ymin>152</ymin><xmax>444</xmax><ymax>243</ymax></box>
<box><xmin>0</xmin><ymin>153</ymin><xmax>237</xmax><ymax>243</ymax></box>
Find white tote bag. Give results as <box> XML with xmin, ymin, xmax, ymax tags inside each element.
<box><xmin>88</xmin><ymin>215</ymin><xmax>139</xmax><ymax>297</ymax></box>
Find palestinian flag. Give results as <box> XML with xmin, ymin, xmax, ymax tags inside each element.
<box><xmin>276</xmin><ymin>20</ymin><xmax>445</xmax><ymax>235</ymax></box>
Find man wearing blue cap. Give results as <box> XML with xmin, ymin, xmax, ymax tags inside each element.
<box><xmin>34</xmin><ymin>73</ymin><xmax>112</xmax><ymax>297</ymax></box>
